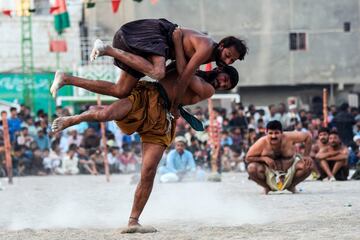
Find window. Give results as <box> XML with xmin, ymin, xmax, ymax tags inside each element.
<box><xmin>289</xmin><ymin>32</ymin><xmax>307</xmax><ymax>51</ymax></box>
<box><xmin>344</xmin><ymin>22</ymin><xmax>351</xmax><ymax>32</ymax></box>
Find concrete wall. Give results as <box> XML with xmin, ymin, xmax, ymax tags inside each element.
<box><xmin>93</xmin><ymin>0</ymin><xmax>360</xmax><ymax>88</ymax></box>
<box><xmin>0</xmin><ymin>1</ymin><xmax>82</xmax><ymax>73</ymax></box>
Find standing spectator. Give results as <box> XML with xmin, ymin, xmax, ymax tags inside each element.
<box><xmin>331</xmin><ymin>103</ymin><xmax>355</xmax><ymax>145</ymax></box>
<box><xmin>229</xmin><ymin>108</ymin><xmax>248</xmax><ymax>130</ymax></box>
<box><xmin>8</xmin><ymin>107</ymin><xmax>22</xmax><ymax>143</ymax></box>
<box><xmin>56</xmin><ymin>144</ymin><xmax>79</xmax><ymax>175</ymax></box>
<box><xmin>21</xmin><ymin>116</ymin><xmax>37</xmax><ymax>137</ymax></box>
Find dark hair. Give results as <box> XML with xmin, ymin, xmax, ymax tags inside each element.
<box><xmin>339</xmin><ymin>102</ymin><xmax>349</xmax><ymax>111</ymax></box>
<box><xmin>196</xmin><ymin>65</ymin><xmax>239</xmax><ymax>90</ymax></box>
<box><xmin>222</xmin><ymin>65</ymin><xmax>239</xmax><ymax>90</ymax></box>
<box><xmin>329</xmin><ymin>130</ymin><xmax>339</xmax><ymax>136</ymax></box>
<box><xmin>266</xmin><ymin>120</ymin><xmax>283</xmax><ymax>132</ymax></box>
<box><xmin>219</xmin><ymin>36</ymin><xmax>248</xmax><ymax>61</ymax></box>
<box><xmin>10</xmin><ymin>107</ymin><xmax>17</xmax><ymax>112</ymax></box>
<box><xmin>318</xmin><ymin>127</ymin><xmax>330</xmax><ymax>134</ymax></box>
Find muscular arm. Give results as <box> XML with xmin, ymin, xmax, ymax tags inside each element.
<box><xmin>174</xmin><ymin>39</ymin><xmax>213</xmax><ymax>104</ymax></box>
<box><xmin>245</xmin><ymin>138</ymin><xmax>274</xmax><ymax>164</ymax></box>
<box><xmin>172</xmin><ymin>28</ymin><xmax>187</xmax><ymax>75</ymax></box>
<box><xmin>316</xmin><ymin>148</ymin><xmax>339</xmax><ymax>160</ymax></box>
<box><xmin>284</xmin><ymin>131</ymin><xmax>312</xmax><ymax>156</ymax></box>
<box><xmin>327</xmin><ymin>147</ymin><xmax>349</xmax><ymax>161</ymax></box>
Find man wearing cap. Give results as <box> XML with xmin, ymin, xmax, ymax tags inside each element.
<box><xmin>158</xmin><ymin>136</ymin><xmax>196</xmax><ymax>183</ymax></box>
<box><xmin>51</xmin><ymin>33</ymin><xmax>240</xmax><ymax>233</ymax></box>
<box><xmin>246</xmin><ymin>120</ymin><xmax>313</xmax><ymax>194</ymax></box>
<box><xmin>316</xmin><ymin>130</ymin><xmax>349</xmax><ymax>181</ymax></box>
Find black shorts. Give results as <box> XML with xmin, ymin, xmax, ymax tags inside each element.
<box><xmin>319</xmin><ymin>160</ymin><xmax>349</xmax><ymax>181</ymax></box>
<box><xmin>112</xmin><ymin>18</ymin><xmax>177</xmax><ymax>79</ymax></box>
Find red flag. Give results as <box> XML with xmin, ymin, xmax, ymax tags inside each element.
<box><xmin>50</xmin><ymin>39</ymin><xmax>67</xmax><ymax>52</ymax></box>
<box><xmin>2</xmin><ymin>10</ymin><xmax>11</xmax><ymax>16</ymax></box>
<box><xmin>112</xmin><ymin>0</ymin><xmax>121</xmax><ymax>13</ymax></box>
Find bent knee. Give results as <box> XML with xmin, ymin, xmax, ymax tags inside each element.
<box><xmin>141</xmin><ymin>167</ymin><xmax>157</xmax><ymax>182</ymax></box>
<box><xmin>247</xmin><ymin>163</ymin><xmax>265</xmax><ymax>175</ymax></box>
<box><xmin>150</xmin><ymin>67</ymin><xmax>165</xmax><ymax>80</ymax></box>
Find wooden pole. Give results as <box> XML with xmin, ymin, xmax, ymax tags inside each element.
<box><xmin>1</xmin><ymin>111</ymin><xmax>13</xmax><ymax>184</ymax></box>
<box><xmin>323</xmin><ymin>88</ymin><xmax>328</xmax><ymax>127</ymax></box>
<box><xmin>96</xmin><ymin>94</ymin><xmax>110</xmax><ymax>182</ymax></box>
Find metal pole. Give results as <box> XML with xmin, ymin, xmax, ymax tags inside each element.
<box><xmin>1</xmin><ymin>111</ymin><xmax>13</xmax><ymax>184</ymax></box>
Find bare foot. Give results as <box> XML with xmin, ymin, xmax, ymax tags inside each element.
<box><xmin>287</xmin><ymin>186</ymin><xmax>298</xmax><ymax>194</ymax></box>
<box><xmin>90</xmin><ymin>39</ymin><xmax>108</xmax><ymax>62</ymax></box>
<box><xmin>51</xmin><ymin>117</ymin><xmax>73</xmax><ymax>133</ymax></box>
<box><xmin>262</xmin><ymin>187</ymin><xmax>271</xmax><ymax>195</ymax></box>
<box><xmin>121</xmin><ymin>223</ymin><xmax>157</xmax><ymax>234</ymax></box>
<box><xmin>50</xmin><ymin>70</ymin><xmax>66</xmax><ymax>98</ymax></box>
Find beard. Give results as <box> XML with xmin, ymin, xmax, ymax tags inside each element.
<box><xmin>330</xmin><ymin>142</ymin><xmax>338</xmax><ymax>148</ymax></box>
<box><xmin>214</xmin><ymin>46</ymin><xmax>226</xmax><ymax>67</ymax></box>
<box><xmin>195</xmin><ymin>70</ymin><xmax>218</xmax><ymax>88</ymax></box>
<box><xmin>320</xmin><ymin>139</ymin><xmax>328</xmax><ymax>144</ymax></box>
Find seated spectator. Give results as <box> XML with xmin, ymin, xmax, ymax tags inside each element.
<box><xmin>316</xmin><ymin>130</ymin><xmax>349</xmax><ymax>181</ymax></box>
<box><xmin>31</xmin><ymin>148</ymin><xmax>47</xmax><ymax>176</ymax></box>
<box><xmin>221</xmin><ymin>144</ymin><xmax>232</xmax><ymax>172</ymax></box>
<box><xmin>67</xmin><ymin>128</ymin><xmax>83</xmax><ymax>147</ymax></box>
<box><xmin>16</xmin><ymin>127</ymin><xmax>34</xmax><ymax>148</ymax></box>
<box><xmin>43</xmin><ymin>142</ymin><xmax>62</xmax><ymax>174</ymax></box>
<box><xmin>34</xmin><ymin>128</ymin><xmax>50</xmax><ymax>151</ymax></box>
<box><xmin>158</xmin><ymin>136</ymin><xmax>196</xmax><ymax>183</ymax></box>
<box><xmin>56</xmin><ymin>144</ymin><xmax>79</xmax><ymax>175</ymax></box>
<box><xmin>77</xmin><ymin>147</ymin><xmax>98</xmax><ymax>175</ymax></box>
<box><xmin>107</xmin><ymin>146</ymin><xmax>121</xmax><ymax>173</ymax></box>
<box><xmin>90</xmin><ymin>148</ymin><xmax>105</xmax><ymax>174</ymax></box>
<box><xmin>119</xmin><ymin>146</ymin><xmax>137</xmax><ymax>173</ymax></box>
<box><xmin>220</xmin><ymin>130</ymin><xmax>233</xmax><ymax>146</ymax></box>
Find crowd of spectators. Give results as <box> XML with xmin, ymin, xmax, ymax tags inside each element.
<box><xmin>0</xmin><ymin>101</ymin><xmax>359</xmax><ymax>179</ymax></box>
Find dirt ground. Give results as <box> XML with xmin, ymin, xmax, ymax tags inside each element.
<box><xmin>0</xmin><ymin>172</ymin><xmax>359</xmax><ymax>240</ymax></box>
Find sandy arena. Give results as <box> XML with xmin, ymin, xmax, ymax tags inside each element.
<box><xmin>0</xmin><ymin>173</ymin><xmax>359</xmax><ymax>240</ymax></box>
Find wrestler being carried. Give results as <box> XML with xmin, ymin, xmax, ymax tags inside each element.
<box><xmin>50</xmin><ymin>18</ymin><xmax>247</xmax><ymax>115</ymax></box>
<box><xmin>245</xmin><ymin>120</ymin><xmax>313</xmax><ymax>194</ymax></box>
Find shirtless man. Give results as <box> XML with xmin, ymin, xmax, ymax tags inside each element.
<box><xmin>245</xmin><ymin>120</ymin><xmax>313</xmax><ymax>194</ymax></box>
<box><xmin>51</xmin><ymin>36</ymin><xmax>239</xmax><ymax>233</ymax></box>
<box><xmin>50</xmin><ymin>18</ymin><xmax>247</xmax><ymax>110</ymax></box>
<box><xmin>315</xmin><ymin>130</ymin><xmax>349</xmax><ymax>181</ymax></box>
<box><xmin>310</xmin><ymin>127</ymin><xmax>330</xmax><ymax>179</ymax></box>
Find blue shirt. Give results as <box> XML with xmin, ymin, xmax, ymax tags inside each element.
<box><xmin>165</xmin><ymin>149</ymin><xmax>196</xmax><ymax>173</ymax></box>
<box><xmin>8</xmin><ymin>117</ymin><xmax>22</xmax><ymax>142</ymax></box>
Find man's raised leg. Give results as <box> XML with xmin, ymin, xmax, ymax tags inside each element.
<box><xmin>121</xmin><ymin>143</ymin><xmax>166</xmax><ymax>234</ymax></box>
<box><xmin>52</xmin><ymin>98</ymin><xmax>132</xmax><ymax>133</ymax></box>
<box><xmin>50</xmin><ymin>70</ymin><xmax>138</xmax><ymax>99</ymax></box>
<box><xmin>90</xmin><ymin>39</ymin><xmax>166</xmax><ymax>80</ymax></box>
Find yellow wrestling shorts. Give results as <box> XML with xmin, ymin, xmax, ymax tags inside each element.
<box><xmin>265</xmin><ymin>154</ymin><xmax>302</xmax><ymax>191</ymax></box>
<box><xmin>115</xmin><ymin>81</ymin><xmax>176</xmax><ymax>147</ymax></box>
